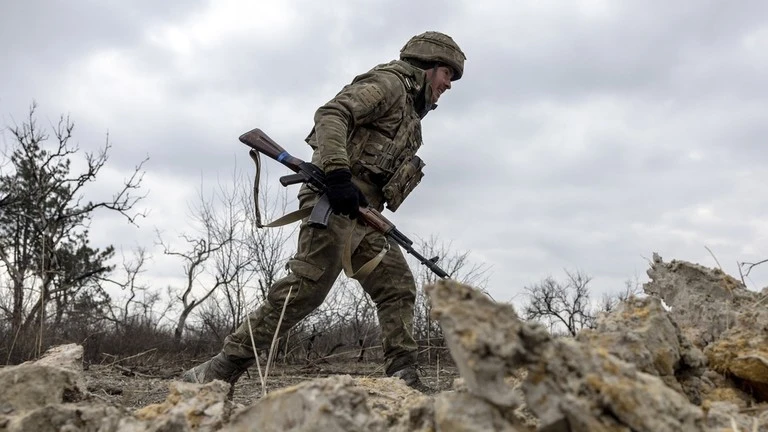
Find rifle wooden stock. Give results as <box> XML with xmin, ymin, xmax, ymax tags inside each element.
<box><xmin>358</xmin><ymin>207</ymin><xmax>395</xmax><ymax>234</ymax></box>
<box><xmin>239</xmin><ymin>128</ymin><xmax>304</xmax><ymax>170</ymax></box>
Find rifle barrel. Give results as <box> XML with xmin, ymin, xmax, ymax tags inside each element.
<box><xmin>393</xmin><ymin>236</ymin><xmax>450</xmax><ymax>279</ymax></box>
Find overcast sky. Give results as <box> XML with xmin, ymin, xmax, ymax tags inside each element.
<box><xmin>2</xmin><ymin>0</ymin><xmax>767</xmax><ymax>305</ymax></box>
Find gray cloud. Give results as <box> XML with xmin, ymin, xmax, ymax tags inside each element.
<box><xmin>2</xmin><ymin>0</ymin><xmax>768</xmax><ymax>303</ymax></box>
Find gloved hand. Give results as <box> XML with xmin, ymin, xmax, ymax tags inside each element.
<box><xmin>325</xmin><ymin>168</ymin><xmax>368</xmax><ymax>218</ymax></box>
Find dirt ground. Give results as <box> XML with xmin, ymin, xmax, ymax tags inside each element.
<box><xmin>83</xmin><ymin>357</ymin><xmax>461</xmax><ymax>409</ymax></box>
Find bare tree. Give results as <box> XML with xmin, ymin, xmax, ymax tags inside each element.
<box><xmin>156</xmin><ymin>188</ymin><xmax>240</xmax><ymax>344</ymax></box>
<box><xmin>100</xmin><ymin>247</ymin><xmax>156</xmax><ymax>326</ymax></box>
<box><xmin>410</xmin><ymin>234</ymin><xmax>492</xmax><ymax>289</ymax></box>
<box><xmin>0</xmin><ymin>103</ymin><xmax>147</xmax><ymax>361</ymax></box>
<box><xmin>738</xmin><ymin>257</ymin><xmax>768</xmax><ymax>289</ymax></box>
<box><xmin>205</xmin><ymin>164</ymin><xmax>294</xmax><ymax>340</ymax></box>
<box><xmin>219</xmin><ymin>165</ymin><xmax>294</xmax><ymax>334</ymax></box>
<box><xmin>409</xmin><ymin>235</ymin><xmax>491</xmax><ymax>362</ymax></box>
<box><xmin>160</xmin><ymin>163</ymin><xmax>294</xmax><ymax>344</ymax></box>
<box><xmin>523</xmin><ymin>270</ymin><xmax>596</xmax><ymax>337</ymax></box>
<box><xmin>299</xmin><ymin>277</ymin><xmax>379</xmax><ymax>362</ymax></box>
<box><xmin>240</xmin><ymin>166</ymin><xmax>294</xmax><ymax>302</ymax></box>
<box><xmin>598</xmin><ymin>275</ymin><xmax>644</xmax><ymax>314</ymax></box>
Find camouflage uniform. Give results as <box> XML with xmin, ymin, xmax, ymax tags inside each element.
<box><xmin>183</xmin><ymin>31</ymin><xmax>466</xmax><ymax>390</ymax></box>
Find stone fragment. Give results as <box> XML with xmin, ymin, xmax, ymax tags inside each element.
<box><xmin>222</xmin><ymin>375</ymin><xmax>383</xmax><ymax>432</ymax></box>
<box><xmin>577</xmin><ymin>296</ymin><xmax>706</xmax><ymax>402</ymax></box>
<box><xmin>134</xmin><ymin>380</ymin><xmax>232</xmax><ymax>432</ymax></box>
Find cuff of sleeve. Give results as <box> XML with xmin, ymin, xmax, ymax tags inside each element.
<box><xmin>323</xmin><ymin>161</ymin><xmax>351</xmax><ymax>173</ymax></box>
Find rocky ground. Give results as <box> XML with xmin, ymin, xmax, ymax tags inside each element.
<box><xmin>1</xmin><ymin>253</ymin><xmax>767</xmax><ymax>431</ymax></box>
<box><xmin>81</xmin><ymin>360</ymin><xmax>461</xmax><ymax>409</ymax></box>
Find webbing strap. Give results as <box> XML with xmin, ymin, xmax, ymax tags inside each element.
<box><xmin>248</xmin><ymin>150</ymin><xmax>264</xmax><ymax>228</ymax></box>
<box><xmin>262</xmin><ymin>207</ymin><xmax>313</xmax><ymax>228</ymax></box>
<box><xmin>342</xmin><ymin>223</ymin><xmax>389</xmax><ymax>282</ymax></box>
<box><xmin>249</xmin><ymin>149</ymin><xmax>313</xmax><ymax>228</ymax></box>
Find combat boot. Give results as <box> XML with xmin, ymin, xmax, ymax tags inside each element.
<box><xmin>391</xmin><ymin>366</ymin><xmax>435</xmax><ymax>394</ymax></box>
<box><xmin>181</xmin><ymin>352</ymin><xmax>254</xmax><ymax>396</ymax></box>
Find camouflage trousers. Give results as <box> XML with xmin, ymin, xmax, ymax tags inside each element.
<box><xmin>222</xmin><ymin>192</ymin><xmax>418</xmax><ymax>375</ymax></box>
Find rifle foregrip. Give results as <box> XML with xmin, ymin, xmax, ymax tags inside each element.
<box><xmin>280</xmin><ymin>173</ymin><xmax>306</xmax><ymax>186</ymax></box>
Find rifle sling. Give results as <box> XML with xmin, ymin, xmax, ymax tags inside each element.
<box><xmin>249</xmin><ymin>150</ymin><xmax>264</xmax><ymax>228</ymax></box>
<box><xmin>249</xmin><ymin>149</ymin><xmax>314</xmax><ymax>227</ymax></box>
<box><xmin>342</xmin><ymin>223</ymin><xmax>389</xmax><ymax>282</ymax></box>
<box><xmin>265</xmin><ymin>207</ymin><xmax>315</xmax><ymax>227</ymax></box>
<box><xmin>249</xmin><ymin>149</ymin><xmax>387</xmax><ymax>277</ymax></box>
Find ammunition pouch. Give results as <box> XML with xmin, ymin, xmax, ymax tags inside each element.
<box><xmin>382</xmin><ymin>155</ymin><xmax>425</xmax><ymax>211</ymax></box>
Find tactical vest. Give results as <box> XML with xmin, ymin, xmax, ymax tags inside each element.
<box><xmin>311</xmin><ymin>61</ymin><xmax>427</xmax><ymax>212</ymax></box>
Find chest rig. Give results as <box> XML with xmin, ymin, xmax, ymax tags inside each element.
<box><xmin>346</xmin><ymin>62</ymin><xmax>427</xmax><ymax>212</ymax></box>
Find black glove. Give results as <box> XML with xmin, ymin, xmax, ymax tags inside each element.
<box><xmin>325</xmin><ymin>168</ymin><xmax>368</xmax><ymax>218</ymax></box>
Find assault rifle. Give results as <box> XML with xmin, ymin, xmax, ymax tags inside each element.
<box><xmin>239</xmin><ymin>128</ymin><xmax>450</xmax><ymax>279</ymax></box>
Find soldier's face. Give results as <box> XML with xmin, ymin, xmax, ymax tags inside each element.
<box><xmin>426</xmin><ymin>65</ymin><xmax>454</xmax><ymax>103</ymax></box>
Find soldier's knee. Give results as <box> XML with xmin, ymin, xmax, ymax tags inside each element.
<box><xmin>267</xmin><ymin>258</ymin><xmax>329</xmax><ymax>312</ymax></box>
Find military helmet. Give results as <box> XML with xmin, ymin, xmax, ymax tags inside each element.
<box><xmin>400</xmin><ymin>31</ymin><xmax>466</xmax><ymax>81</ymax></box>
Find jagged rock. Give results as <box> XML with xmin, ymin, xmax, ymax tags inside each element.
<box><xmin>2</xmin><ymin>404</ymin><xmax>125</xmax><ymax>432</ymax></box>
<box><xmin>705</xmin><ymin>307</ymin><xmax>768</xmax><ymax>401</ymax></box>
<box><xmin>645</xmin><ymin>253</ymin><xmax>768</xmax><ymax>402</ymax></box>
<box><xmin>0</xmin><ymin>364</ymin><xmax>84</xmax><ymax>414</ymax></box>
<box><xmin>23</xmin><ymin>343</ymin><xmax>84</xmax><ymax>372</ymax></box>
<box><xmin>353</xmin><ymin>377</ymin><xmax>434</xmax><ymax>432</ymax></box>
<box><xmin>0</xmin><ymin>344</ymin><xmax>116</xmax><ymax>432</ymax></box>
<box><xmin>0</xmin><ymin>343</ymin><xmax>88</xmax><ymax>418</ymax></box>
<box><xmin>424</xmin><ymin>282</ymin><xmax>531</xmax><ymax>409</ymax></box>
<box><xmin>0</xmin><ymin>344</ymin><xmax>234</xmax><ymax>432</ymax></box>
<box><xmin>133</xmin><ymin>380</ymin><xmax>232</xmax><ymax>432</ymax></box>
<box><xmin>6</xmin><ymin>252</ymin><xmax>768</xmax><ymax>431</ymax></box>
<box><xmin>577</xmin><ymin>296</ymin><xmax>707</xmax><ymax>403</ymax></box>
<box><xmin>451</xmin><ymin>372</ymin><xmax>537</xmax><ymax>430</ymax></box>
<box><xmin>428</xmin><ymin>279</ymin><xmax>707</xmax><ymax>432</ymax></box>
<box><xmin>643</xmin><ymin>253</ymin><xmax>756</xmax><ymax>348</ymax></box>
<box><xmin>223</xmin><ymin>375</ymin><xmax>384</xmax><ymax>432</ymax></box>
<box><xmin>701</xmin><ymin>370</ymin><xmax>758</xmax><ymax>409</ymax></box>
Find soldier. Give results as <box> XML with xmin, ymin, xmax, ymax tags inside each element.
<box><xmin>182</xmin><ymin>31</ymin><xmax>466</xmax><ymax>393</ymax></box>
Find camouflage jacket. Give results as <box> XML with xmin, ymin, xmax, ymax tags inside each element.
<box><xmin>305</xmin><ymin>60</ymin><xmax>433</xmax><ymax>211</ymax></box>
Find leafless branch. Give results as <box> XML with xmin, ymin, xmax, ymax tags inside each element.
<box><xmin>739</xmin><ymin>259</ymin><xmax>768</xmax><ymax>278</ymax></box>
<box><xmin>523</xmin><ymin>270</ymin><xmax>596</xmax><ymax>337</ymax></box>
